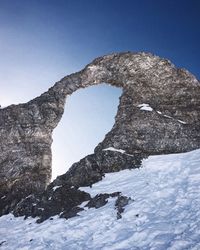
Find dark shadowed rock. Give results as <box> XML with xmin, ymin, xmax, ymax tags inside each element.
<box><xmin>86</xmin><ymin>192</ymin><xmax>120</xmax><ymax>209</ymax></box>
<box><xmin>0</xmin><ymin>241</ymin><xmax>6</xmax><ymax>246</ymax></box>
<box><xmin>0</xmin><ymin>52</ymin><xmax>200</xmax><ymax>217</ymax></box>
<box><xmin>115</xmin><ymin>195</ymin><xmax>132</xmax><ymax>219</ymax></box>
<box><xmin>12</xmin><ymin>190</ymin><xmax>131</xmax><ymax>222</ymax></box>
<box><xmin>13</xmin><ymin>186</ymin><xmax>90</xmax><ymax>223</ymax></box>
<box><xmin>60</xmin><ymin>206</ymin><xmax>84</xmax><ymax>220</ymax></box>
<box><xmin>52</xmin><ymin>150</ymin><xmax>144</xmax><ymax>189</ymax></box>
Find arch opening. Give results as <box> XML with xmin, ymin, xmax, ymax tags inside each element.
<box><xmin>52</xmin><ymin>84</ymin><xmax>122</xmax><ymax>179</ymax></box>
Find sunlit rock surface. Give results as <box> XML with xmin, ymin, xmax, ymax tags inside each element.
<box><xmin>0</xmin><ymin>52</ymin><xmax>200</xmax><ymax>217</ymax></box>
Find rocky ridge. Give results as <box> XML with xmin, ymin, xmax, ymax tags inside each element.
<box><xmin>0</xmin><ymin>52</ymin><xmax>199</xmax><ymax>220</ymax></box>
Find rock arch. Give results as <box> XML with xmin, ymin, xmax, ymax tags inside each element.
<box><xmin>0</xmin><ymin>52</ymin><xmax>200</xmax><ymax>215</ymax></box>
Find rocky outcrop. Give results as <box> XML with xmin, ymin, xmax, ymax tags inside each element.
<box><xmin>13</xmin><ymin>189</ymin><xmax>131</xmax><ymax>223</ymax></box>
<box><xmin>115</xmin><ymin>195</ymin><xmax>132</xmax><ymax>219</ymax></box>
<box><xmin>13</xmin><ymin>185</ymin><xmax>91</xmax><ymax>223</ymax></box>
<box><xmin>0</xmin><ymin>52</ymin><xmax>200</xmax><ymax>217</ymax></box>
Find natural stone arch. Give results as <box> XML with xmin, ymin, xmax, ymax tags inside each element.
<box><xmin>0</xmin><ymin>52</ymin><xmax>200</xmax><ymax>215</ymax></box>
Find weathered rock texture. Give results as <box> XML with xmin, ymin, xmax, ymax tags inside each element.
<box><xmin>0</xmin><ymin>52</ymin><xmax>200</xmax><ymax>217</ymax></box>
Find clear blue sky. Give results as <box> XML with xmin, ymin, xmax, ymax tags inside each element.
<box><xmin>0</xmin><ymin>0</ymin><xmax>199</xmax><ymax>178</ymax></box>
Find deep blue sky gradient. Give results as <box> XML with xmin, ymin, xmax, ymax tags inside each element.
<box><xmin>0</xmin><ymin>0</ymin><xmax>199</xmax><ymax>76</ymax></box>
<box><xmin>0</xmin><ymin>0</ymin><xmax>199</xmax><ymax>177</ymax></box>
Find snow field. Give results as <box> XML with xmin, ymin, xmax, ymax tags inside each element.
<box><xmin>0</xmin><ymin>149</ymin><xmax>200</xmax><ymax>249</ymax></box>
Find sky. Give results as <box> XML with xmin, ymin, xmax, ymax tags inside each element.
<box><xmin>0</xmin><ymin>0</ymin><xmax>199</xmax><ymax>178</ymax></box>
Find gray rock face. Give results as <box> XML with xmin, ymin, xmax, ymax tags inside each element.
<box><xmin>0</xmin><ymin>52</ymin><xmax>200</xmax><ymax>216</ymax></box>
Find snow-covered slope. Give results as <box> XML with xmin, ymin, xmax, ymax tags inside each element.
<box><xmin>1</xmin><ymin>149</ymin><xmax>200</xmax><ymax>250</ymax></box>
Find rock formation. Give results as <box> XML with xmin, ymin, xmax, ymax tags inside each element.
<box><xmin>0</xmin><ymin>52</ymin><xmax>200</xmax><ymax>218</ymax></box>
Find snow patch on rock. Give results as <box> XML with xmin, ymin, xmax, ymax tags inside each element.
<box><xmin>137</xmin><ymin>103</ymin><xmax>153</xmax><ymax>111</ymax></box>
<box><xmin>103</xmin><ymin>147</ymin><xmax>126</xmax><ymax>154</ymax></box>
<box><xmin>103</xmin><ymin>147</ymin><xmax>133</xmax><ymax>157</ymax></box>
<box><xmin>52</xmin><ymin>185</ymin><xmax>62</xmax><ymax>191</ymax></box>
<box><xmin>178</xmin><ymin>119</ymin><xmax>187</xmax><ymax>124</ymax></box>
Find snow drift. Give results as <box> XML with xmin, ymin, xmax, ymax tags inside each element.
<box><xmin>1</xmin><ymin>149</ymin><xmax>200</xmax><ymax>250</ymax></box>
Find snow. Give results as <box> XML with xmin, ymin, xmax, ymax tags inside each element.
<box><xmin>156</xmin><ymin>111</ymin><xmax>187</xmax><ymax>124</ymax></box>
<box><xmin>163</xmin><ymin>114</ymin><xmax>173</xmax><ymax>119</ymax></box>
<box><xmin>138</xmin><ymin>105</ymin><xmax>187</xmax><ymax>125</ymax></box>
<box><xmin>103</xmin><ymin>147</ymin><xmax>126</xmax><ymax>154</ymax></box>
<box><xmin>0</xmin><ymin>149</ymin><xmax>200</xmax><ymax>249</ymax></box>
<box><xmin>178</xmin><ymin>120</ymin><xmax>187</xmax><ymax>124</ymax></box>
<box><xmin>137</xmin><ymin>103</ymin><xmax>153</xmax><ymax>111</ymax></box>
<box><xmin>52</xmin><ymin>185</ymin><xmax>62</xmax><ymax>191</ymax></box>
<box><xmin>162</xmin><ymin>115</ymin><xmax>187</xmax><ymax>124</ymax></box>
<box><xmin>103</xmin><ymin>147</ymin><xmax>133</xmax><ymax>157</ymax></box>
